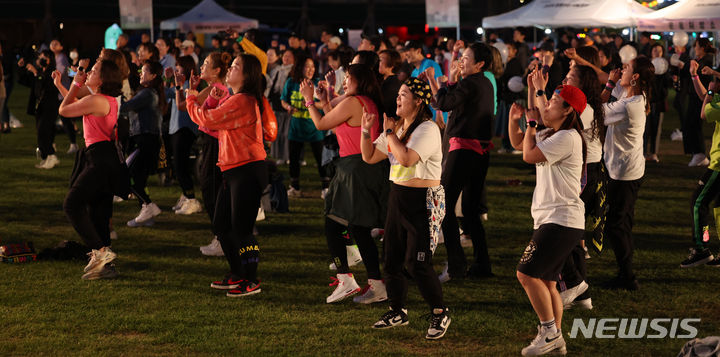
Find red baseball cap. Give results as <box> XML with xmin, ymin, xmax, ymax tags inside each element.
<box><xmin>554</xmin><ymin>85</ymin><xmax>587</xmax><ymax>115</ymax></box>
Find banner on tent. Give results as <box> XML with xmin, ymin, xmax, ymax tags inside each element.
<box><xmin>638</xmin><ymin>19</ymin><xmax>720</xmax><ymax>32</ymax></box>
<box><xmin>426</xmin><ymin>0</ymin><xmax>460</xmax><ymax>28</ymax></box>
<box><xmin>119</xmin><ymin>0</ymin><xmax>153</xmax><ymax>30</ymax></box>
<box><xmin>189</xmin><ymin>23</ymin><xmax>256</xmax><ymax>34</ymax></box>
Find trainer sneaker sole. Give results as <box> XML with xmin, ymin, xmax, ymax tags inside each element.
<box><xmin>373</xmin><ymin>320</ymin><xmax>409</xmax><ymax>329</ymax></box>
<box><xmin>680</xmin><ymin>255</ymin><xmax>714</xmax><ymax>268</ymax></box>
<box><xmin>226</xmin><ymin>289</ymin><xmax>262</xmax><ymax>297</ymax></box>
<box><xmin>210</xmin><ymin>282</ymin><xmax>241</xmax><ymax>290</ymax></box>
<box><xmin>326</xmin><ymin>287</ymin><xmax>361</xmax><ymax>303</ymax></box>
<box><xmin>426</xmin><ymin>316</ymin><xmax>452</xmax><ymax>340</ymax></box>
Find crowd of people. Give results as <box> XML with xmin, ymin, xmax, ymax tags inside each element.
<box><xmin>3</xmin><ymin>25</ymin><xmax>720</xmax><ymax>354</ymax></box>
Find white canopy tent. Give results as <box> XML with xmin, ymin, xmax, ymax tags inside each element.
<box><xmin>636</xmin><ymin>0</ymin><xmax>720</xmax><ymax>32</ymax></box>
<box><xmin>159</xmin><ymin>0</ymin><xmax>259</xmax><ymax>34</ymax></box>
<box><xmin>482</xmin><ymin>0</ymin><xmax>654</xmax><ymax>29</ymax></box>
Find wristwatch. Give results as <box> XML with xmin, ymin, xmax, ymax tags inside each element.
<box><xmin>386</xmin><ymin>128</ymin><xmax>394</xmax><ymax>135</ymax></box>
<box><xmin>536</xmin><ymin>90</ymin><xmax>545</xmax><ymax>97</ymax></box>
<box><xmin>528</xmin><ymin>120</ymin><xmax>537</xmax><ymax>128</ymax></box>
<box><xmin>175</xmin><ymin>85</ymin><xmax>181</xmax><ymax>91</ymax></box>
<box><xmin>708</xmin><ymin>90</ymin><xmax>715</xmax><ymax>97</ymax></box>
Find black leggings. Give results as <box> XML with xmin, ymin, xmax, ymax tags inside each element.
<box><xmin>214</xmin><ymin>160</ymin><xmax>268</xmax><ymax>282</ymax></box>
<box><xmin>691</xmin><ymin>169</ymin><xmax>720</xmax><ymax>249</ymax></box>
<box><xmin>288</xmin><ymin>140</ymin><xmax>328</xmax><ymax>190</ymax></box>
<box><xmin>36</xmin><ymin>111</ymin><xmax>57</xmax><ymax>159</ymax></box>
<box><xmin>441</xmin><ymin>149</ymin><xmax>491</xmax><ymax>277</ymax></box>
<box><xmin>199</xmin><ymin>132</ymin><xmax>223</xmax><ymax>229</ymax></box>
<box><xmin>128</xmin><ymin>134</ymin><xmax>160</xmax><ymax>205</ymax></box>
<box><xmin>171</xmin><ymin>128</ymin><xmax>197</xmax><ymax>198</ymax></box>
<box><xmin>606</xmin><ymin>178</ymin><xmax>642</xmax><ymax>280</ymax></box>
<box><xmin>326</xmin><ymin>217</ymin><xmax>381</xmax><ymax>279</ymax></box>
<box><xmin>384</xmin><ymin>183</ymin><xmax>444</xmax><ymax>311</ymax></box>
<box><xmin>63</xmin><ymin>142</ymin><xmax>117</xmax><ymax>249</ymax></box>
<box><xmin>60</xmin><ymin>116</ymin><xmax>77</xmax><ymax>144</ymax></box>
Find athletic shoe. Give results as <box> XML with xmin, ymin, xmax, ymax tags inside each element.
<box><xmin>287</xmin><ymin>187</ymin><xmax>302</xmax><ymax>198</ymax></box>
<box><xmin>370</xmin><ymin>228</ymin><xmax>384</xmax><ymax>239</ymax></box>
<box><xmin>126</xmin><ymin>218</ymin><xmax>155</xmax><ymax>227</ymax></box>
<box><xmin>109</xmin><ymin>230</ymin><xmax>118</xmax><ymax>240</ymax></box>
<box><xmin>353</xmin><ymin>279</ymin><xmax>388</xmax><ymax>304</ymax></box>
<box><xmin>425</xmin><ymin>308</ymin><xmax>451</xmax><ymax>340</ymax></box>
<box><xmin>497</xmin><ymin>148</ymin><xmax>509</xmax><ymax>154</ymax></box>
<box><xmin>113</xmin><ymin>195</ymin><xmax>125</xmax><ymax>203</ymax></box>
<box><xmin>707</xmin><ymin>255</ymin><xmax>720</xmax><ymax>267</ymax></box>
<box><xmin>82</xmin><ymin>263</ymin><xmax>119</xmax><ymax>280</ymax></box>
<box><xmin>210</xmin><ymin>274</ymin><xmax>243</xmax><ymax>290</ymax></box>
<box><xmin>481</xmin><ymin>213</ymin><xmax>488</xmax><ymax>221</ymax></box>
<box><xmin>521</xmin><ymin>326</ymin><xmax>567</xmax><ymax>356</ymax></box>
<box><xmin>67</xmin><ymin>143</ymin><xmax>79</xmax><ymax>154</ymax></box>
<box><xmin>175</xmin><ymin>198</ymin><xmax>202</xmax><ymax>215</ymax></box>
<box><xmin>329</xmin><ymin>244</ymin><xmax>363</xmax><ymax>270</ymax></box>
<box><xmin>326</xmin><ymin>273</ymin><xmax>361</xmax><ymax>303</ymax></box>
<box><xmin>36</xmin><ymin>154</ymin><xmax>60</xmax><ymax>169</ymax></box>
<box><xmin>256</xmin><ymin>207</ymin><xmax>265</xmax><ymax>221</ymax></box>
<box><xmin>200</xmin><ymin>236</ymin><xmax>225</xmax><ymax>256</ymax></box>
<box><xmin>560</xmin><ymin>281</ymin><xmax>589</xmax><ymax>309</ymax></box>
<box><xmin>134</xmin><ymin>202</ymin><xmax>161</xmax><ymax>223</ymax></box>
<box><xmin>275</xmin><ymin>159</ymin><xmax>285</xmax><ymax>166</ymax></box>
<box><xmin>172</xmin><ymin>195</ymin><xmax>188</xmax><ymax>211</ymax></box>
<box><xmin>227</xmin><ymin>280</ymin><xmax>262</xmax><ymax>297</ymax></box>
<box><xmin>320</xmin><ymin>188</ymin><xmax>329</xmax><ymax>200</ymax></box>
<box><xmin>438</xmin><ymin>262</ymin><xmax>451</xmax><ymax>283</ymax></box>
<box><xmin>9</xmin><ymin>115</ymin><xmax>23</xmax><ymax>128</ymax></box>
<box><xmin>583</xmin><ymin>245</ymin><xmax>591</xmax><ymax>259</ymax></box>
<box><xmin>601</xmin><ymin>275</ymin><xmax>639</xmax><ymax>291</ymax></box>
<box><xmin>372</xmin><ymin>308</ymin><xmax>409</xmax><ymax>329</ymax></box>
<box><xmin>689</xmin><ymin>153</ymin><xmax>710</xmax><ymax>167</ymax></box>
<box><xmin>83</xmin><ymin>248</ymin><xmax>117</xmax><ymax>273</ymax></box>
<box><xmin>680</xmin><ymin>247</ymin><xmax>714</xmax><ymax>268</ymax></box>
<box><xmin>569</xmin><ymin>297</ymin><xmax>593</xmax><ymax>310</ymax></box>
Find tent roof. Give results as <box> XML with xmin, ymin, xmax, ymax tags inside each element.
<box><xmin>160</xmin><ymin>0</ymin><xmax>259</xmax><ymax>32</ymax></box>
<box><xmin>483</xmin><ymin>0</ymin><xmax>654</xmax><ymax>29</ymax></box>
<box><xmin>637</xmin><ymin>0</ymin><xmax>720</xmax><ymax>31</ymax></box>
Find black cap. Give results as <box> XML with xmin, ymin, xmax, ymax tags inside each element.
<box><xmin>361</xmin><ymin>34</ymin><xmax>381</xmax><ymax>50</ymax></box>
<box><xmin>403</xmin><ymin>40</ymin><xmax>423</xmax><ymax>52</ymax></box>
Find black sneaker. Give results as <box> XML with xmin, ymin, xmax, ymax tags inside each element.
<box><xmin>226</xmin><ymin>280</ymin><xmax>262</xmax><ymax>297</ymax></box>
<box><xmin>372</xmin><ymin>308</ymin><xmax>409</xmax><ymax>329</ymax></box>
<box><xmin>680</xmin><ymin>248</ymin><xmax>714</xmax><ymax>268</ymax></box>
<box><xmin>707</xmin><ymin>255</ymin><xmax>720</xmax><ymax>267</ymax></box>
<box><xmin>425</xmin><ymin>308</ymin><xmax>451</xmax><ymax>340</ymax></box>
<box><xmin>600</xmin><ymin>275</ymin><xmax>639</xmax><ymax>291</ymax></box>
<box><xmin>210</xmin><ymin>274</ymin><xmax>243</xmax><ymax>290</ymax></box>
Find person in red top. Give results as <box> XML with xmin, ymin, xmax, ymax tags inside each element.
<box><xmin>186</xmin><ymin>54</ymin><xmax>277</xmax><ymax>297</ymax></box>
<box><xmin>57</xmin><ymin>59</ymin><xmax>127</xmax><ymax>280</ymax></box>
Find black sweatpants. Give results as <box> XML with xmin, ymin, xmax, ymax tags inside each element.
<box><xmin>683</xmin><ymin>97</ymin><xmax>706</xmax><ymax>155</ymax></box>
<box><xmin>605</xmin><ymin>177</ymin><xmax>642</xmax><ymax>280</ymax></box>
<box><xmin>60</xmin><ymin>115</ymin><xmax>77</xmax><ymax>144</ymax></box>
<box><xmin>288</xmin><ymin>140</ymin><xmax>328</xmax><ymax>190</ymax></box>
<box><xmin>199</xmin><ymin>132</ymin><xmax>223</xmax><ymax>230</ymax></box>
<box><xmin>644</xmin><ymin>104</ymin><xmax>663</xmax><ymax>156</ymax></box>
<box><xmin>36</xmin><ymin>111</ymin><xmax>57</xmax><ymax>159</ymax></box>
<box><xmin>63</xmin><ymin>142</ymin><xmax>118</xmax><ymax>249</ymax></box>
<box><xmin>384</xmin><ymin>183</ymin><xmax>444</xmax><ymax>311</ymax></box>
<box><xmin>214</xmin><ymin>160</ymin><xmax>268</xmax><ymax>282</ymax></box>
<box><xmin>128</xmin><ymin>134</ymin><xmax>160</xmax><ymax>205</ymax></box>
<box><xmin>691</xmin><ymin>169</ymin><xmax>720</xmax><ymax>249</ymax></box>
<box><xmin>441</xmin><ymin>149</ymin><xmax>491</xmax><ymax>277</ymax></box>
<box><xmin>171</xmin><ymin>128</ymin><xmax>197</xmax><ymax>198</ymax></box>
<box><xmin>326</xmin><ymin>217</ymin><xmax>381</xmax><ymax>279</ymax></box>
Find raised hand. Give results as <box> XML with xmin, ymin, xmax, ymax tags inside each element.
<box><xmin>74</xmin><ymin>69</ymin><xmax>87</xmax><ymax>87</ymax></box>
<box><xmin>299</xmin><ymin>79</ymin><xmax>315</xmax><ymax>102</ymax></box>
<box><xmin>78</xmin><ymin>58</ymin><xmax>90</xmax><ymax>70</ymax></box>
<box><xmin>189</xmin><ymin>70</ymin><xmax>201</xmax><ymax>90</ymax></box>
<box><xmin>325</xmin><ymin>70</ymin><xmax>336</xmax><ymax>88</ymax></box>
<box><xmin>509</xmin><ymin>103</ymin><xmax>525</xmax><ymax>122</ymax></box>
<box><xmin>423</xmin><ymin>66</ymin><xmax>435</xmax><ymax>80</ymax></box>
<box><xmin>185</xmin><ymin>88</ymin><xmax>199</xmax><ymax>97</ymax></box>
<box><xmin>689</xmin><ymin>60</ymin><xmax>699</xmax><ymax>76</ymax></box>
<box><xmin>209</xmin><ymin>86</ymin><xmax>226</xmax><ymax>100</ymax></box>
<box><xmin>174</xmin><ymin>69</ymin><xmax>186</xmax><ymax>87</ymax></box>
<box><xmin>382</xmin><ymin>113</ymin><xmax>395</xmax><ymax>133</ymax></box>
<box><xmin>361</xmin><ymin>110</ymin><xmax>377</xmax><ymax>131</ymax></box>
<box><xmin>449</xmin><ymin>60</ymin><xmax>460</xmax><ymax>82</ymax></box>
<box><xmin>564</xmin><ymin>48</ymin><xmax>577</xmax><ymax>60</ymax></box>
<box><xmin>453</xmin><ymin>40</ymin><xmax>465</xmax><ymax>53</ymax></box>
<box><xmin>608</xmin><ymin>68</ymin><xmax>622</xmax><ymax>84</ymax></box>
<box><xmin>51</xmin><ymin>70</ymin><xmax>62</xmax><ymax>87</ymax></box>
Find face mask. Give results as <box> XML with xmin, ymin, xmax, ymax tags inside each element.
<box><xmin>39</xmin><ymin>58</ymin><xmax>48</xmax><ymax>67</ymax></box>
<box><xmin>69</xmin><ymin>51</ymin><xmax>78</xmax><ymax>61</ymax></box>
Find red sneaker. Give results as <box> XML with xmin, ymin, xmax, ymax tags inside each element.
<box><xmin>226</xmin><ymin>280</ymin><xmax>262</xmax><ymax>297</ymax></box>
<box><xmin>210</xmin><ymin>274</ymin><xmax>243</xmax><ymax>290</ymax></box>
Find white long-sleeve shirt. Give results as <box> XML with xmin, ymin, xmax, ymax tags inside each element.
<box><xmin>603</xmin><ymin>90</ymin><xmax>646</xmax><ymax>181</ymax></box>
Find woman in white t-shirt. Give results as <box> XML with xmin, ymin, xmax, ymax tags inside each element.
<box><xmin>599</xmin><ymin>56</ymin><xmax>655</xmax><ymax>291</ymax></box>
<box><xmin>509</xmin><ymin>84</ymin><xmax>587</xmax><ymax>356</ymax></box>
<box><xmin>360</xmin><ymin>78</ymin><xmax>450</xmax><ymax>340</ymax></box>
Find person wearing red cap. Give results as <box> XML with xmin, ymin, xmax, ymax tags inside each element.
<box><xmin>508</xmin><ymin>84</ymin><xmax>587</xmax><ymax>356</ymax></box>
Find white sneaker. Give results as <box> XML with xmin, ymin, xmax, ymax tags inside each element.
<box><xmin>256</xmin><ymin>207</ymin><xmax>265</xmax><ymax>221</ymax></box>
<box><xmin>109</xmin><ymin>230</ymin><xmax>118</xmax><ymax>240</ymax></box>
<box><xmin>689</xmin><ymin>153</ymin><xmax>709</xmax><ymax>167</ymax></box>
<box><xmin>320</xmin><ymin>188</ymin><xmax>329</xmax><ymax>200</ymax></box>
<box><xmin>438</xmin><ymin>261</ymin><xmax>451</xmax><ymax>283</ymax></box>
<box><xmin>326</xmin><ymin>273</ymin><xmax>361</xmax><ymax>303</ymax></box>
<box><xmin>353</xmin><ymin>279</ymin><xmax>388</xmax><ymax>304</ymax></box>
<box><xmin>521</xmin><ymin>326</ymin><xmax>567</xmax><ymax>356</ymax></box>
<box><xmin>67</xmin><ymin>143</ymin><xmax>79</xmax><ymax>154</ymax></box>
<box><xmin>37</xmin><ymin>155</ymin><xmax>59</xmax><ymax>169</ymax></box>
<box><xmin>583</xmin><ymin>245</ymin><xmax>591</xmax><ymax>259</ymax></box>
<box><xmin>134</xmin><ymin>202</ymin><xmax>161</xmax><ymax>223</ymax></box>
<box><xmin>34</xmin><ymin>159</ymin><xmax>47</xmax><ymax>168</ymax></box>
<box><xmin>370</xmin><ymin>228</ymin><xmax>384</xmax><ymax>239</ymax></box>
<box><xmin>113</xmin><ymin>195</ymin><xmax>125</xmax><ymax>203</ymax></box>
<box><xmin>172</xmin><ymin>195</ymin><xmax>188</xmax><ymax>211</ymax></box>
<box><xmin>9</xmin><ymin>115</ymin><xmax>23</xmax><ymax>128</ymax></box>
<box><xmin>569</xmin><ymin>297</ymin><xmax>593</xmax><ymax>310</ymax></box>
<box><xmin>175</xmin><ymin>198</ymin><xmax>202</xmax><ymax>215</ymax></box>
<box><xmin>126</xmin><ymin>218</ymin><xmax>155</xmax><ymax>227</ymax></box>
<box><xmin>82</xmin><ymin>248</ymin><xmax>117</xmax><ymax>274</ymax></box>
<box><xmin>275</xmin><ymin>159</ymin><xmax>285</xmax><ymax>166</ymax></box>
<box><xmin>329</xmin><ymin>244</ymin><xmax>363</xmax><ymax>270</ymax></box>
<box><xmin>671</xmin><ymin>128</ymin><xmax>683</xmax><ymax>141</ymax></box>
<box><xmin>560</xmin><ymin>280</ymin><xmax>589</xmax><ymax>309</ymax></box>
<box><xmin>200</xmin><ymin>236</ymin><xmax>225</xmax><ymax>256</ymax></box>
<box><xmin>481</xmin><ymin>213</ymin><xmax>488</xmax><ymax>221</ymax></box>
<box><xmin>287</xmin><ymin>187</ymin><xmax>302</xmax><ymax>198</ymax></box>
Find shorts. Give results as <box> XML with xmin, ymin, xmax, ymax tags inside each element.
<box><xmin>517</xmin><ymin>223</ymin><xmax>584</xmax><ymax>281</ymax></box>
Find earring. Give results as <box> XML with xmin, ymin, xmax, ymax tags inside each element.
<box><xmin>630</xmin><ymin>79</ymin><xmax>637</xmax><ymax>87</ymax></box>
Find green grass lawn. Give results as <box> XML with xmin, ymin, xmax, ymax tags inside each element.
<box><xmin>1</xmin><ymin>84</ymin><xmax>719</xmax><ymax>356</ymax></box>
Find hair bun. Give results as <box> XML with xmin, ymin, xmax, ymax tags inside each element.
<box><xmin>221</xmin><ymin>52</ymin><xmax>233</xmax><ymax>66</ymax></box>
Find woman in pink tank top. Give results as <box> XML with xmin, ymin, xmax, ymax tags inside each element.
<box><xmin>299</xmin><ymin>63</ymin><xmax>390</xmax><ymax>305</ymax></box>
<box><xmin>58</xmin><ymin>59</ymin><xmax>128</xmax><ymax>280</ymax></box>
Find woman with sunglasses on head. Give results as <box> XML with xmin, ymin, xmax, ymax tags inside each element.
<box><xmin>300</xmin><ymin>63</ymin><xmax>389</xmax><ymax>305</ymax></box>
<box><xmin>361</xmin><ymin>78</ymin><xmax>450</xmax><ymax>340</ymax></box>
<box><xmin>186</xmin><ymin>54</ymin><xmax>277</xmax><ymax>297</ymax></box>
<box><xmin>58</xmin><ymin>60</ymin><xmax>126</xmax><ymax>280</ymax></box>
<box><xmin>509</xmin><ymin>84</ymin><xmax>588</xmax><ymax>356</ymax></box>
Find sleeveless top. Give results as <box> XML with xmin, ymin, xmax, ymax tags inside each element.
<box><xmin>83</xmin><ymin>94</ymin><xmax>119</xmax><ymax>146</ymax></box>
<box><xmin>335</xmin><ymin>95</ymin><xmax>380</xmax><ymax>157</ymax></box>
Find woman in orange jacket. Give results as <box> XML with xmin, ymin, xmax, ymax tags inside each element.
<box><xmin>186</xmin><ymin>54</ymin><xmax>277</xmax><ymax>297</ymax></box>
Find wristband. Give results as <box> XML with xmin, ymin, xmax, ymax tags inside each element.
<box><xmin>607</xmin><ymin>79</ymin><xmax>616</xmax><ymax>87</ymax></box>
<box><xmin>536</xmin><ymin>90</ymin><xmax>545</xmax><ymax>97</ymax></box>
<box><xmin>235</xmin><ymin>35</ymin><xmax>244</xmax><ymax>44</ymax></box>
<box><xmin>447</xmin><ymin>81</ymin><xmax>457</xmax><ymax>86</ymax></box>
<box><xmin>361</xmin><ymin>128</ymin><xmax>369</xmax><ymax>134</ymax></box>
<box><xmin>692</xmin><ymin>75</ymin><xmax>700</xmax><ymax>80</ymax></box>
<box><xmin>304</xmin><ymin>100</ymin><xmax>315</xmax><ymax>108</ymax></box>
<box><xmin>73</xmin><ymin>82</ymin><xmax>83</xmax><ymax>89</ymax></box>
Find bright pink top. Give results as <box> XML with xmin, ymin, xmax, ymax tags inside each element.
<box><xmin>448</xmin><ymin>137</ymin><xmax>494</xmax><ymax>155</ymax></box>
<box><xmin>335</xmin><ymin>96</ymin><xmax>380</xmax><ymax>157</ymax></box>
<box><xmin>83</xmin><ymin>94</ymin><xmax>119</xmax><ymax>146</ymax></box>
<box><xmin>199</xmin><ymin>82</ymin><xmax>231</xmax><ymax>138</ymax></box>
